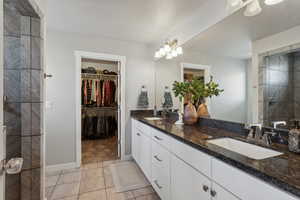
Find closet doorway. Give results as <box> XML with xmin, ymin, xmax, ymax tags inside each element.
<box><xmin>75</xmin><ymin>51</ymin><xmax>126</xmax><ymax>167</ymax></box>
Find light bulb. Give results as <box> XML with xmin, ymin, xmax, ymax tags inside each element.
<box><xmin>172</xmin><ymin>50</ymin><xmax>178</xmax><ymax>57</ymax></box>
<box><xmin>176</xmin><ymin>47</ymin><xmax>183</xmax><ymax>55</ymax></box>
<box><xmin>166</xmin><ymin>53</ymin><xmax>173</xmax><ymax>60</ymax></box>
<box><xmin>264</xmin><ymin>0</ymin><xmax>284</xmax><ymax>5</ymax></box>
<box><xmin>154</xmin><ymin>51</ymin><xmax>161</xmax><ymax>58</ymax></box>
<box><xmin>244</xmin><ymin>0</ymin><xmax>262</xmax><ymax>17</ymax></box>
<box><xmin>164</xmin><ymin>44</ymin><xmax>171</xmax><ymax>53</ymax></box>
<box><xmin>159</xmin><ymin>48</ymin><xmax>166</xmax><ymax>56</ymax></box>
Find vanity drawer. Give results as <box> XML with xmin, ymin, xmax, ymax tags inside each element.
<box><xmin>152</xmin><ymin>128</ymin><xmax>171</xmax><ymax>150</ymax></box>
<box><xmin>135</xmin><ymin>120</ymin><xmax>152</xmax><ymax>137</ymax></box>
<box><xmin>212</xmin><ymin>158</ymin><xmax>297</xmax><ymax>200</ymax></box>
<box><xmin>170</xmin><ymin>137</ymin><xmax>211</xmax><ymax>177</ymax></box>
<box><xmin>152</xmin><ymin>160</ymin><xmax>170</xmax><ymax>200</ymax></box>
<box><xmin>152</xmin><ymin>140</ymin><xmax>170</xmax><ymax>169</ymax></box>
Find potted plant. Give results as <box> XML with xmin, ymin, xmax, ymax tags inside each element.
<box><xmin>172</xmin><ymin>76</ymin><xmax>223</xmax><ymax>125</ymax></box>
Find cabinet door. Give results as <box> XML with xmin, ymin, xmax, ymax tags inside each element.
<box><xmin>211</xmin><ymin>183</ymin><xmax>240</xmax><ymax>200</ymax></box>
<box><xmin>171</xmin><ymin>155</ymin><xmax>211</xmax><ymax>200</ymax></box>
<box><xmin>140</xmin><ymin>134</ymin><xmax>152</xmax><ymax>180</ymax></box>
<box><xmin>132</xmin><ymin>124</ymin><xmax>141</xmax><ymax>164</ymax></box>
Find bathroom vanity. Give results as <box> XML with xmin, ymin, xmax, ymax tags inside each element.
<box><xmin>131</xmin><ymin>117</ymin><xmax>299</xmax><ymax>200</ymax></box>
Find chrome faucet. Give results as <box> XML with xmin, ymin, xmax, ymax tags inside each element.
<box><xmin>246</xmin><ymin>123</ymin><xmax>262</xmax><ymax>141</ymax></box>
<box><xmin>272</xmin><ymin>121</ymin><xmax>287</xmax><ymax>129</ymax></box>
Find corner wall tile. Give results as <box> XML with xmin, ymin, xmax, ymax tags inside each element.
<box><xmin>21</xmin><ymin>69</ymin><xmax>31</xmax><ymax>101</ymax></box>
<box><xmin>31</xmin><ymin>18</ymin><xmax>40</xmax><ymax>37</ymax></box>
<box><xmin>31</xmin><ymin>70</ymin><xmax>41</xmax><ymax>102</ymax></box>
<box><xmin>31</xmin><ymin>103</ymin><xmax>41</xmax><ymax>134</ymax></box>
<box><xmin>31</xmin><ymin>168</ymin><xmax>41</xmax><ymax>200</ymax></box>
<box><xmin>21</xmin><ymin>36</ymin><xmax>31</xmax><ymax>68</ymax></box>
<box><xmin>31</xmin><ymin>37</ymin><xmax>41</xmax><ymax>69</ymax></box>
<box><xmin>32</xmin><ymin>136</ymin><xmax>41</xmax><ymax>168</ymax></box>
<box><xmin>21</xmin><ymin>103</ymin><xmax>32</xmax><ymax>136</ymax></box>
<box><xmin>21</xmin><ymin>16</ymin><xmax>30</xmax><ymax>35</ymax></box>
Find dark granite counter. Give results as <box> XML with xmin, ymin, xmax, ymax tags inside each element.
<box><xmin>131</xmin><ymin>112</ymin><xmax>300</xmax><ymax>198</ymax></box>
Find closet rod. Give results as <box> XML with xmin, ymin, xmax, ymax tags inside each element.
<box><xmin>81</xmin><ymin>73</ymin><xmax>118</xmax><ymax>78</ymax></box>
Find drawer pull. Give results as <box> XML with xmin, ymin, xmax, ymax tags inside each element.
<box><xmin>202</xmin><ymin>185</ymin><xmax>209</xmax><ymax>192</ymax></box>
<box><xmin>137</xmin><ymin>133</ymin><xmax>141</xmax><ymax>136</ymax></box>
<box><xmin>154</xmin><ymin>155</ymin><xmax>162</xmax><ymax>162</ymax></box>
<box><xmin>154</xmin><ymin>136</ymin><xmax>163</xmax><ymax>141</ymax></box>
<box><xmin>154</xmin><ymin>180</ymin><xmax>163</xmax><ymax>189</ymax></box>
<box><xmin>210</xmin><ymin>190</ymin><xmax>217</xmax><ymax>197</ymax></box>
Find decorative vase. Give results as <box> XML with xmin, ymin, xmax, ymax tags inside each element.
<box><xmin>183</xmin><ymin>102</ymin><xmax>198</xmax><ymax>125</ymax></box>
<box><xmin>197</xmin><ymin>103</ymin><xmax>210</xmax><ymax>118</ymax></box>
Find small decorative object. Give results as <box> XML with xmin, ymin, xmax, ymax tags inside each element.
<box><xmin>288</xmin><ymin>120</ymin><xmax>300</xmax><ymax>153</ymax></box>
<box><xmin>172</xmin><ymin>76</ymin><xmax>223</xmax><ymax>124</ymax></box>
<box><xmin>162</xmin><ymin>86</ymin><xmax>173</xmax><ymax>109</ymax></box>
<box><xmin>137</xmin><ymin>85</ymin><xmax>149</xmax><ymax>108</ymax></box>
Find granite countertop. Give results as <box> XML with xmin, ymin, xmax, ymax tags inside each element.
<box><xmin>131</xmin><ymin>113</ymin><xmax>300</xmax><ymax>198</ymax></box>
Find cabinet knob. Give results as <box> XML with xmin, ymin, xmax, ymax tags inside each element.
<box><xmin>210</xmin><ymin>190</ymin><xmax>217</xmax><ymax>197</ymax></box>
<box><xmin>154</xmin><ymin>155</ymin><xmax>162</xmax><ymax>162</ymax></box>
<box><xmin>137</xmin><ymin>133</ymin><xmax>141</xmax><ymax>136</ymax></box>
<box><xmin>202</xmin><ymin>185</ymin><xmax>209</xmax><ymax>192</ymax></box>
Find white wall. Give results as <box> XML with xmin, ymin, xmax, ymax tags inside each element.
<box><xmin>252</xmin><ymin>25</ymin><xmax>300</xmax><ymax>123</ymax></box>
<box><xmin>155</xmin><ymin>51</ymin><xmax>248</xmax><ymax>123</ymax></box>
<box><xmin>46</xmin><ymin>30</ymin><xmax>155</xmax><ymax>166</ymax></box>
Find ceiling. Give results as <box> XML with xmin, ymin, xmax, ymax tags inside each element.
<box><xmin>47</xmin><ymin>0</ymin><xmax>214</xmax><ymax>44</ymax></box>
<box><xmin>183</xmin><ymin>0</ymin><xmax>300</xmax><ymax>59</ymax></box>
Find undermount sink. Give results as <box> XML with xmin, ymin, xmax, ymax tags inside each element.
<box><xmin>144</xmin><ymin>117</ymin><xmax>162</xmax><ymax>121</ymax></box>
<box><xmin>207</xmin><ymin>138</ymin><xmax>283</xmax><ymax>160</ymax></box>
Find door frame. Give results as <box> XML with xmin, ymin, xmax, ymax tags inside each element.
<box><xmin>180</xmin><ymin>62</ymin><xmax>211</xmax><ymax>111</ymax></box>
<box><xmin>74</xmin><ymin>51</ymin><xmax>126</xmax><ymax>168</ymax></box>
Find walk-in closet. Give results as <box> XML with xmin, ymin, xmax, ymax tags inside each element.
<box><xmin>81</xmin><ymin>58</ymin><xmax>120</xmax><ymax>163</ymax></box>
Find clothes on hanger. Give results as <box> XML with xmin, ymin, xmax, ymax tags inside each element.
<box><xmin>82</xmin><ymin>79</ymin><xmax>117</xmax><ymax>107</ymax></box>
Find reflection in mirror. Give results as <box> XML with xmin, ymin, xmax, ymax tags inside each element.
<box><xmin>154</xmin><ymin>0</ymin><xmax>300</xmax><ymax>126</ymax></box>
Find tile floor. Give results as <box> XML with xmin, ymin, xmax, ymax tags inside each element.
<box><xmin>46</xmin><ymin>160</ymin><xmax>160</xmax><ymax>200</ymax></box>
<box><xmin>82</xmin><ymin>137</ymin><xmax>118</xmax><ymax>164</ymax></box>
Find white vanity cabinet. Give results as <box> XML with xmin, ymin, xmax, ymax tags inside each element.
<box><xmin>131</xmin><ymin>119</ymin><xmax>298</xmax><ymax>200</ymax></box>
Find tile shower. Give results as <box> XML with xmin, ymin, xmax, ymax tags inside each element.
<box><xmin>3</xmin><ymin>0</ymin><xmax>43</xmax><ymax>199</ymax></box>
<box><xmin>259</xmin><ymin>50</ymin><xmax>300</xmax><ymax>127</ymax></box>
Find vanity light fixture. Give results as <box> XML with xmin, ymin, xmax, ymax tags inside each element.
<box><xmin>227</xmin><ymin>0</ymin><xmax>285</xmax><ymax>17</ymax></box>
<box><xmin>154</xmin><ymin>39</ymin><xmax>183</xmax><ymax>59</ymax></box>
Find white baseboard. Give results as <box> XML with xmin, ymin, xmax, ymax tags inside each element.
<box><xmin>46</xmin><ymin>162</ymin><xmax>77</xmax><ymax>172</ymax></box>
<box><xmin>123</xmin><ymin>154</ymin><xmax>132</xmax><ymax>161</ymax></box>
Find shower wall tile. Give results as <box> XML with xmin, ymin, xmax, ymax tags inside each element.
<box><xmin>21</xmin><ymin>36</ymin><xmax>31</xmax><ymax>68</ymax></box>
<box><xmin>32</xmin><ymin>136</ymin><xmax>41</xmax><ymax>168</ymax></box>
<box><xmin>4</xmin><ymin>36</ymin><xmax>21</xmax><ymax>68</ymax></box>
<box><xmin>32</xmin><ymin>103</ymin><xmax>41</xmax><ymax>134</ymax></box>
<box><xmin>31</xmin><ymin>37</ymin><xmax>41</xmax><ymax>69</ymax></box>
<box><xmin>21</xmin><ymin>170</ymin><xmax>32</xmax><ymax>200</ymax></box>
<box><xmin>21</xmin><ymin>103</ymin><xmax>32</xmax><ymax>136</ymax></box>
<box><xmin>4</xmin><ymin>69</ymin><xmax>21</xmax><ymax>102</ymax></box>
<box><xmin>4</xmin><ymin>103</ymin><xmax>21</xmax><ymax>135</ymax></box>
<box><xmin>5</xmin><ymin>174</ymin><xmax>20</xmax><ymax>200</ymax></box>
<box><xmin>4</xmin><ymin>1</ymin><xmax>21</xmax><ymax>36</ymax></box>
<box><xmin>21</xmin><ymin>16</ymin><xmax>31</xmax><ymax>35</ymax></box>
<box><xmin>21</xmin><ymin>69</ymin><xmax>31</xmax><ymax>101</ymax></box>
<box><xmin>22</xmin><ymin>137</ymin><xmax>32</xmax><ymax>170</ymax></box>
<box><xmin>6</xmin><ymin>135</ymin><xmax>21</xmax><ymax>159</ymax></box>
<box><xmin>32</xmin><ymin>70</ymin><xmax>42</xmax><ymax>102</ymax></box>
<box><xmin>31</xmin><ymin>168</ymin><xmax>41</xmax><ymax>200</ymax></box>
<box><xmin>31</xmin><ymin>18</ymin><xmax>41</xmax><ymax>37</ymax></box>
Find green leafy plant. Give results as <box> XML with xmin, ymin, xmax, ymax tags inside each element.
<box><xmin>172</xmin><ymin>76</ymin><xmax>224</xmax><ymax>108</ymax></box>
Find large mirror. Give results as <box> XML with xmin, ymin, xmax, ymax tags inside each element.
<box><xmin>154</xmin><ymin>0</ymin><xmax>300</xmax><ymax>129</ymax></box>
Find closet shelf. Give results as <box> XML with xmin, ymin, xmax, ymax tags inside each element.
<box><xmin>81</xmin><ymin>73</ymin><xmax>118</xmax><ymax>79</ymax></box>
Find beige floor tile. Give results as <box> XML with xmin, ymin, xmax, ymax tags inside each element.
<box><xmin>103</xmin><ymin>160</ymin><xmax>119</xmax><ymax>168</ymax></box>
<box><xmin>51</xmin><ymin>182</ymin><xmax>80</xmax><ymax>199</ymax></box>
<box><xmin>81</xmin><ymin>162</ymin><xmax>100</xmax><ymax>170</ymax></box>
<box><xmin>78</xmin><ymin>189</ymin><xmax>107</xmax><ymax>200</ymax></box>
<box><xmin>54</xmin><ymin>196</ymin><xmax>78</xmax><ymax>200</ymax></box>
<box><xmin>135</xmin><ymin>194</ymin><xmax>160</xmax><ymax>200</ymax></box>
<box><xmin>58</xmin><ymin>171</ymin><xmax>82</xmax><ymax>184</ymax></box>
<box><xmin>104</xmin><ymin>175</ymin><xmax>114</xmax><ymax>188</ymax></box>
<box><xmin>79</xmin><ymin>176</ymin><xmax>105</xmax><ymax>193</ymax></box>
<box><xmin>132</xmin><ymin>186</ymin><xmax>155</xmax><ymax>198</ymax></box>
<box><xmin>46</xmin><ymin>186</ymin><xmax>55</xmax><ymax>199</ymax></box>
<box><xmin>106</xmin><ymin>187</ymin><xmax>134</xmax><ymax>200</ymax></box>
<box><xmin>46</xmin><ymin>170</ymin><xmax>62</xmax><ymax>177</ymax></box>
<box><xmin>62</xmin><ymin>167</ymin><xmax>81</xmax><ymax>174</ymax></box>
<box><xmin>103</xmin><ymin>167</ymin><xmax>112</xmax><ymax>176</ymax></box>
<box><xmin>46</xmin><ymin>175</ymin><xmax>60</xmax><ymax>187</ymax></box>
<box><xmin>81</xmin><ymin>168</ymin><xmax>104</xmax><ymax>179</ymax></box>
